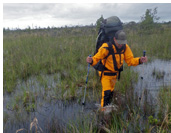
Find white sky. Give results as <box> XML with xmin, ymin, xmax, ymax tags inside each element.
<box><xmin>3</xmin><ymin>3</ymin><xmax>171</xmax><ymax>29</ymax></box>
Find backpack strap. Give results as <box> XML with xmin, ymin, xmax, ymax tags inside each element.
<box><xmin>119</xmin><ymin>44</ymin><xmax>126</xmax><ymax>79</ymax></box>
<box><xmin>99</xmin><ymin>42</ymin><xmax>126</xmax><ymax>81</ymax></box>
<box><xmin>108</xmin><ymin>42</ymin><xmax>126</xmax><ymax>80</ymax></box>
<box><xmin>99</xmin><ymin>42</ymin><xmax>113</xmax><ymax>80</ymax></box>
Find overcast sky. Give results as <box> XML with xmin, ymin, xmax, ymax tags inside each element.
<box><xmin>3</xmin><ymin>3</ymin><xmax>171</xmax><ymax>29</ymax></box>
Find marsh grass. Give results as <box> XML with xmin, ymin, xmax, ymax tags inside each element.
<box><xmin>16</xmin><ymin>117</ymin><xmax>43</xmax><ymax>133</ymax></box>
<box><xmin>3</xmin><ymin>27</ymin><xmax>96</xmax><ymax>94</ymax></box>
<box><xmin>3</xmin><ymin>24</ymin><xmax>171</xmax><ymax>132</ymax></box>
<box><xmin>157</xmin><ymin>87</ymin><xmax>171</xmax><ymax>130</ymax></box>
<box><xmin>68</xmin><ymin>116</ymin><xmax>97</xmax><ymax>133</ymax></box>
<box><xmin>3</xmin><ymin>25</ymin><xmax>171</xmax><ymax>95</ymax></box>
<box><xmin>126</xmin><ymin>25</ymin><xmax>171</xmax><ymax>60</ymax></box>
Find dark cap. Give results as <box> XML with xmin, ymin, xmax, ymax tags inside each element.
<box><xmin>115</xmin><ymin>30</ymin><xmax>127</xmax><ymax>44</ymax></box>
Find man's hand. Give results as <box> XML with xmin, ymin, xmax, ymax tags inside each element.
<box><xmin>140</xmin><ymin>56</ymin><xmax>148</xmax><ymax>63</ymax></box>
<box><xmin>86</xmin><ymin>56</ymin><xmax>93</xmax><ymax>64</ymax></box>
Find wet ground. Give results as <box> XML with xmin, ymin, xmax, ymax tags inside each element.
<box><xmin>3</xmin><ymin>59</ymin><xmax>171</xmax><ymax>132</ymax></box>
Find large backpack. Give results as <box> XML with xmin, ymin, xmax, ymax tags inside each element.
<box><xmin>94</xmin><ymin>16</ymin><xmax>123</xmax><ymax>54</ymax></box>
<box><xmin>93</xmin><ymin>16</ymin><xmax>125</xmax><ymax>80</ymax></box>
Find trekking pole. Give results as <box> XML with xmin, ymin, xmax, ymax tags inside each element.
<box><xmin>82</xmin><ymin>55</ymin><xmax>92</xmax><ymax>106</ymax></box>
<box><xmin>139</xmin><ymin>50</ymin><xmax>146</xmax><ymax>106</ymax></box>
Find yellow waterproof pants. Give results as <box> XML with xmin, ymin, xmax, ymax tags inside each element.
<box><xmin>99</xmin><ymin>71</ymin><xmax>117</xmax><ymax>107</ymax></box>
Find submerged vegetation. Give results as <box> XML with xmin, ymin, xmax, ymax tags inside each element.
<box><xmin>3</xmin><ymin>8</ymin><xmax>171</xmax><ymax>132</ymax></box>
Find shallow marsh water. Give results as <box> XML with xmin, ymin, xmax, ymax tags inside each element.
<box><xmin>133</xmin><ymin>59</ymin><xmax>171</xmax><ymax>111</ymax></box>
<box><xmin>4</xmin><ymin>100</ymin><xmax>97</xmax><ymax>132</ymax></box>
<box><xmin>3</xmin><ymin>59</ymin><xmax>171</xmax><ymax>132</ymax></box>
<box><xmin>3</xmin><ymin>73</ymin><xmax>97</xmax><ymax>132</ymax></box>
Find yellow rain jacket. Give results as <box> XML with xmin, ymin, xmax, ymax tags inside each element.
<box><xmin>91</xmin><ymin>43</ymin><xmax>141</xmax><ymax>107</ymax></box>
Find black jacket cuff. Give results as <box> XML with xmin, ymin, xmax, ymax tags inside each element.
<box><xmin>90</xmin><ymin>60</ymin><xmax>93</xmax><ymax>65</ymax></box>
<box><xmin>139</xmin><ymin>58</ymin><xmax>142</xmax><ymax>65</ymax></box>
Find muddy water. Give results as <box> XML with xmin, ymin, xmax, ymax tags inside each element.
<box><xmin>133</xmin><ymin>59</ymin><xmax>171</xmax><ymax>105</ymax></box>
<box><xmin>3</xmin><ymin>74</ymin><xmax>97</xmax><ymax>133</ymax></box>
